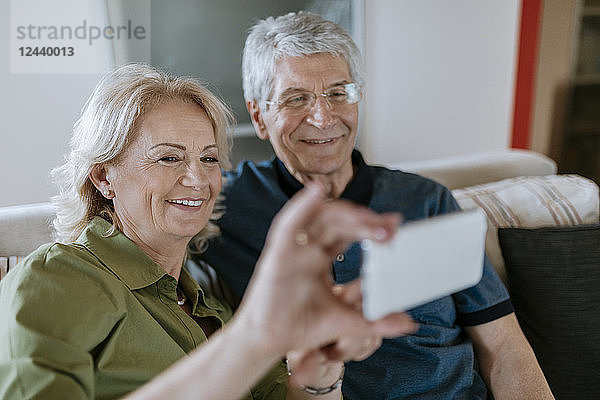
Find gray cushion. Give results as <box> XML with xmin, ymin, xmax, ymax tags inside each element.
<box><xmin>498</xmin><ymin>225</ymin><xmax>600</xmax><ymax>400</ymax></box>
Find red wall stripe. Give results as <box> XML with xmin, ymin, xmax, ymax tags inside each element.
<box><xmin>511</xmin><ymin>0</ymin><xmax>544</xmax><ymax>149</ymax></box>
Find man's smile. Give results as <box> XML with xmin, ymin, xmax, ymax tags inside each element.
<box><xmin>299</xmin><ymin>135</ymin><xmax>345</xmax><ymax>145</ymax></box>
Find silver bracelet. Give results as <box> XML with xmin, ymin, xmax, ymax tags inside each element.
<box><xmin>285</xmin><ymin>360</ymin><xmax>345</xmax><ymax>395</ymax></box>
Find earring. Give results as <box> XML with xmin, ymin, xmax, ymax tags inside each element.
<box><xmin>103</xmin><ymin>189</ymin><xmax>111</xmax><ymax>197</ymax></box>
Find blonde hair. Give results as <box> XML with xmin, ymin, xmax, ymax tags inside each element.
<box><xmin>51</xmin><ymin>63</ymin><xmax>233</xmax><ymax>252</ymax></box>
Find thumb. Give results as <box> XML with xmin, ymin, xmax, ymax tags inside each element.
<box><xmin>270</xmin><ymin>182</ymin><xmax>325</xmax><ymax>234</ymax></box>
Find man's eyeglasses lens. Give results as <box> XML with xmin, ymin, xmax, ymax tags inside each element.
<box><xmin>266</xmin><ymin>83</ymin><xmax>362</xmax><ymax>112</ymax></box>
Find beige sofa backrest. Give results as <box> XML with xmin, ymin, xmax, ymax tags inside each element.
<box><xmin>0</xmin><ymin>202</ymin><xmax>54</xmax><ymax>257</ymax></box>
<box><xmin>388</xmin><ymin>149</ymin><xmax>557</xmax><ymax>189</ymax></box>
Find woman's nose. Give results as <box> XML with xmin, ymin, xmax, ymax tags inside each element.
<box><xmin>180</xmin><ymin>161</ymin><xmax>208</xmax><ymax>190</ymax></box>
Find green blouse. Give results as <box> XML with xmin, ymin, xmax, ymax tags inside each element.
<box><xmin>0</xmin><ymin>217</ymin><xmax>287</xmax><ymax>399</ymax></box>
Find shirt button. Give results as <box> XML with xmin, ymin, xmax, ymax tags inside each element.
<box><xmin>336</xmin><ymin>253</ymin><xmax>345</xmax><ymax>262</ymax></box>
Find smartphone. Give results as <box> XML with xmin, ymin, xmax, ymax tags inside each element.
<box><xmin>361</xmin><ymin>208</ymin><xmax>487</xmax><ymax>320</ymax></box>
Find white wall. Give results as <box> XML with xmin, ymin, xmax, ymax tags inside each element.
<box><xmin>0</xmin><ymin>72</ymin><xmax>101</xmax><ymax>207</ymax></box>
<box><xmin>1</xmin><ymin>1</ymin><xmax>103</xmax><ymax>207</ymax></box>
<box><xmin>360</xmin><ymin>0</ymin><xmax>521</xmax><ymax>164</ymax></box>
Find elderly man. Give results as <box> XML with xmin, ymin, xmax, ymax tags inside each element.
<box><xmin>198</xmin><ymin>12</ymin><xmax>554</xmax><ymax>400</ymax></box>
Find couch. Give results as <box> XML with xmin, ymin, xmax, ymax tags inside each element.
<box><xmin>1</xmin><ymin>149</ymin><xmax>599</xmax><ymax>399</ymax></box>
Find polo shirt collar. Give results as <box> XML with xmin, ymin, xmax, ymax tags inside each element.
<box><xmin>275</xmin><ymin>149</ymin><xmax>373</xmax><ymax>206</ymax></box>
<box><xmin>76</xmin><ymin>217</ymin><xmax>170</xmax><ymax>290</ymax></box>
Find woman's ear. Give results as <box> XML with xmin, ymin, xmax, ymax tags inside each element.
<box><xmin>89</xmin><ymin>164</ymin><xmax>114</xmax><ymax>199</ymax></box>
<box><xmin>247</xmin><ymin>100</ymin><xmax>269</xmax><ymax>140</ymax></box>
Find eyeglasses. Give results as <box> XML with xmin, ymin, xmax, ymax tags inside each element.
<box><xmin>264</xmin><ymin>83</ymin><xmax>362</xmax><ymax>114</ymax></box>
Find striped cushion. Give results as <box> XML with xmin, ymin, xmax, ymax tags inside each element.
<box><xmin>452</xmin><ymin>175</ymin><xmax>599</xmax><ymax>282</ymax></box>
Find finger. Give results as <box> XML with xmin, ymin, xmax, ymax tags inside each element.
<box><xmin>313</xmin><ymin>205</ymin><xmax>399</xmax><ymax>244</ymax></box>
<box><xmin>333</xmin><ymin>281</ymin><xmax>362</xmax><ymax>310</ymax></box>
<box><xmin>325</xmin><ymin>297</ymin><xmax>416</xmax><ymax>340</ymax></box>
<box><xmin>269</xmin><ymin>182</ymin><xmax>325</xmax><ymax>236</ymax></box>
<box><xmin>333</xmin><ymin>282</ymin><xmax>417</xmax><ymax>336</ymax></box>
<box><xmin>326</xmin><ymin>284</ymin><xmax>415</xmax><ymax>341</ymax></box>
<box><xmin>370</xmin><ymin>313</ymin><xmax>418</xmax><ymax>338</ymax></box>
<box><xmin>322</xmin><ymin>335</ymin><xmax>383</xmax><ymax>362</ymax></box>
<box><xmin>307</xmin><ymin>207</ymin><xmax>401</xmax><ymax>253</ymax></box>
<box><xmin>286</xmin><ymin>349</ymin><xmax>338</xmax><ymax>386</ymax></box>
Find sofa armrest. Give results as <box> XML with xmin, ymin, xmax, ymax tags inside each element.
<box><xmin>0</xmin><ymin>202</ymin><xmax>55</xmax><ymax>258</ymax></box>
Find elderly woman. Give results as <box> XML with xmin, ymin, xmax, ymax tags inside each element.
<box><xmin>0</xmin><ymin>64</ymin><xmax>414</xmax><ymax>400</ymax></box>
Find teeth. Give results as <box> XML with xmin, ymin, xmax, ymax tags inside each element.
<box><xmin>303</xmin><ymin>138</ymin><xmax>334</xmax><ymax>144</ymax></box>
<box><xmin>168</xmin><ymin>199</ymin><xmax>204</xmax><ymax>207</ymax></box>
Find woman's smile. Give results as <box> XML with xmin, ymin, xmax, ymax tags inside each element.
<box><xmin>166</xmin><ymin>198</ymin><xmax>206</xmax><ymax>208</ymax></box>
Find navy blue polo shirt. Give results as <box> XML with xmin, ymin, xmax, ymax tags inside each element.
<box><xmin>198</xmin><ymin>150</ymin><xmax>513</xmax><ymax>400</ymax></box>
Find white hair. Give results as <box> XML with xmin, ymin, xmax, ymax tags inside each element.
<box><xmin>51</xmin><ymin>63</ymin><xmax>233</xmax><ymax>253</ymax></box>
<box><xmin>242</xmin><ymin>11</ymin><xmax>364</xmax><ymax>108</ymax></box>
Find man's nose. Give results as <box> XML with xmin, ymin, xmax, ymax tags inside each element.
<box><xmin>305</xmin><ymin>96</ymin><xmax>336</xmax><ymax>129</ymax></box>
